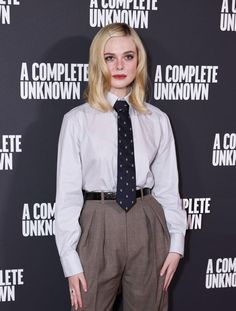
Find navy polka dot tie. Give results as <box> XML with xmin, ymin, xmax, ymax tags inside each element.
<box><xmin>114</xmin><ymin>100</ymin><xmax>137</xmax><ymax>211</ymax></box>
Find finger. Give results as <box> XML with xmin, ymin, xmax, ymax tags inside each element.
<box><xmin>166</xmin><ymin>272</ymin><xmax>174</xmax><ymax>290</ymax></box>
<box><xmin>75</xmin><ymin>286</ymin><xmax>82</xmax><ymax>309</ymax></box>
<box><xmin>163</xmin><ymin>268</ymin><xmax>175</xmax><ymax>291</ymax></box>
<box><xmin>70</xmin><ymin>290</ymin><xmax>75</xmax><ymax>307</ymax></box>
<box><xmin>70</xmin><ymin>290</ymin><xmax>78</xmax><ymax>310</ymax></box>
<box><xmin>163</xmin><ymin>272</ymin><xmax>169</xmax><ymax>290</ymax></box>
<box><xmin>74</xmin><ymin>296</ymin><xmax>78</xmax><ymax>310</ymax></box>
<box><xmin>165</xmin><ymin>271</ymin><xmax>174</xmax><ymax>290</ymax></box>
<box><xmin>70</xmin><ymin>284</ymin><xmax>81</xmax><ymax>310</ymax></box>
<box><xmin>79</xmin><ymin>274</ymin><xmax>88</xmax><ymax>292</ymax></box>
<box><xmin>163</xmin><ymin>265</ymin><xmax>172</xmax><ymax>290</ymax></box>
<box><xmin>71</xmin><ymin>279</ymin><xmax>82</xmax><ymax>309</ymax></box>
<box><xmin>160</xmin><ymin>260</ymin><xmax>169</xmax><ymax>276</ymax></box>
<box><xmin>69</xmin><ymin>287</ymin><xmax>76</xmax><ymax>306</ymax></box>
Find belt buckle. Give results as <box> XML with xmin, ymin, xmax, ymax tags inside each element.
<box><xmin>105</xmin><ymin>192</ymin><xmax>116</xmax><ymax>200</ymax></box>
<box><xmin>140</xmin><ymin>188</ymin><xmax>144</xmax><ymax>199</ymax></box>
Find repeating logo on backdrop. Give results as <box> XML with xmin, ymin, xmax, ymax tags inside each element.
<box><xmin>220</xmin><ymin>0</ymin><xmax>236</xmax><ymax>31</ymax></box>
<box><xmin>20</xmin><ymin>62</ymin><xmax>88</xmax><ymax>100</ymax></box>
<box><xmin>0</xmin><ymin>269</ymin><xmax>24</xmax><ymax>302</ymax></box>
<box><xmin>0</xmin><ymin>0</ymin><xmax>20</xmax><ymax>24</ymax></box>
<box><xmin>0</xmin><ymin>135</ymin><xmax>22</xmax><ymax>170</ymax></box>
<box><xmin>183</xmin><ymin>197</ymin><xmax>211</xmax><ymax>230</ymax></box>
<box><xmin>22</xmin><ymin>202</ymin><xmax>55</xmax><ymax>237</ymax></box>
<box><xmin>89</xmin><ymin>0</ymin><xmax>158</xmax><ymax>28</ymax></box>
<box><xmin>212</xmin><ymin>133</ymin><xmax>236</xmax><ymax>166</ymax></box>
<box><xmin>154</xmin><ymin>65</ymin><xmax>218</xmax><ymax>101</ymax></box>
<box><xmin>206</xmin><ymin>257</ymin><xmax>236</xmax><ymax>288</ymax></box>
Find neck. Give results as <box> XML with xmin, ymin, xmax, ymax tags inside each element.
<box><xmin>109</xmin><ymin>87</ymin><xmax>129</xmax><ymax>98</ymax></box>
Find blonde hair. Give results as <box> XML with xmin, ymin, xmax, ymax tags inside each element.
<box><xmin>84</xmin><ymin>23</ymin><xmax>149</xmax><ymax>113</ymax></box>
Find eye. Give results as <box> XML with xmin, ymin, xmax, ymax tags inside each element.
<box><xmin>124</xmin><ymin>54</ymin><xmax>134</xmax><ymax>60</ymax></box>
<box><xmin>104</xmin><ymin>55</ymin><xmax>114</xmax><ymax>62</ymax></box>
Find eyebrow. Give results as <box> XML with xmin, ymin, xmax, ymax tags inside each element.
<box><xmin>104</xmin><ymin>51</ymin><xmax>136</xmax><ymax>55</ymax></box>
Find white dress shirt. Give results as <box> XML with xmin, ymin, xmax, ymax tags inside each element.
<box><xmin>55</xmin><ymin>91</ymin><xmax>187</xmax><ymax>277</ymax></box>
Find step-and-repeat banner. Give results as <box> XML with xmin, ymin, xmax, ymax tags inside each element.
<box><xmin>0</xmin><ymin>1</ymin><xmax>235</xmax><ymax>310</ymax></box>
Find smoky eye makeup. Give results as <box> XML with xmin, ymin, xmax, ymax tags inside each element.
<box><xmin>124</xmin><ymin>53</ymin><xmax>135</xmax><ymax>60</ymax></box>
<box><xmin>104</xmin><ymin>51</ymin><xmax>136</xmax><ymax>62</ymax></box>
<box><xmin>104</xmin><ymin>53</ymin><xmax>115</xmax><ymax>62</ymax></box>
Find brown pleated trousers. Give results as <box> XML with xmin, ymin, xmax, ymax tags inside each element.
<box><xmin>75</xmin><ymin>194</ymin><xmax>170</xmax><ymax>311</ymax></box>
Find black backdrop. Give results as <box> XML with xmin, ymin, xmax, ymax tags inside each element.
<box><xmin>0</xmin><ymin>1</ymin><xmax>236</xmax><ymax>310</ymax></box>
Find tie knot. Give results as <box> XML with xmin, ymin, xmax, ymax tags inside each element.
<box><xmin>114</xmin><ymin>100</ymin><xmax>129</xmax><ymax>114</ymax></box>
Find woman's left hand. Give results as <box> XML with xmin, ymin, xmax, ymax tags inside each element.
<box><xmin>160</xmin><ymin>252</ymin><xmax>181</xmax><ymax>291</ymax></box>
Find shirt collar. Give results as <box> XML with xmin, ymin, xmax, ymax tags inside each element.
<box><xmin>106</xmin><ymin>89</ymin><xmax>132</xmax><ymax>108</ymax></box>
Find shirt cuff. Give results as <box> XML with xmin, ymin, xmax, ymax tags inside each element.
<box><xmin>60</xmin><ymin>251</ymin><xmax>84</xmax><ymax>277</ymax></box>
<box><xmin>169</xmin><ymin>233</ymin><xmax>185</xmax><ymax>257</ymax></box>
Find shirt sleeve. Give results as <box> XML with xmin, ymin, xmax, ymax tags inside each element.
<box><xmin>150</xmin><ymin>112</ymin><xmax>187</xmax><ymax>256</ymax></box>
<box><xmin>54</xmin><ymin>112</ymin><xmax>84</xmax><ymax>277</ymax></box>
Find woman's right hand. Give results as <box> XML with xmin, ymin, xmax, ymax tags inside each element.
<box><xmin>68</xmin><ymin>272</ymin><xmax>88</xmax><ymax>310</ymax></box>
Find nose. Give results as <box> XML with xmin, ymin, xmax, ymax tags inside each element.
<box><xmin>116</xmin><ymin>58</ymin><xmax>124</xmax><ymax>70</ymax></box>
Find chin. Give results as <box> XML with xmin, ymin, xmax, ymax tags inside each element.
<box><xmin>111</xmin><ymin>79</ymin><xmax>133</xmax><ymax>90</ymax></box>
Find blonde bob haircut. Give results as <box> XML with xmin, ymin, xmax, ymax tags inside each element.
<box><xmin>84</xmin><ymin>23</ymin><xmax>149</xmax><ymax>113</ymax></box>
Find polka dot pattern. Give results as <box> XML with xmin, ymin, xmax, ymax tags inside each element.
<box><xmin>113</xmin><ymin>100</ymin><xmax>136</xmax><ymax>211</ymax></box>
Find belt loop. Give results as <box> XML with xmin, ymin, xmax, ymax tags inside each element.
<box><xmin>140</xmin><ymin>188</ymin><xmax>144</xmax><ymax>200</ymax></box>
<box><xmin>101</xmin><ymin>191</ymin><xmax>104</xmax><ymax>203</ymax></box>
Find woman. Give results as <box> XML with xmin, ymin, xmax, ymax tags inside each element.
<box><xmin>55</xmin><ymin>23</ymin><xmax>187</xmax><ymax>311</ymax></box>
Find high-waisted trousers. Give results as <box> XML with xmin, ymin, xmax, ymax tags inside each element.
<box><xmin>75</xmin><ymin>194</ymin><xmax>170</xmax><ymax>311</ymax></box>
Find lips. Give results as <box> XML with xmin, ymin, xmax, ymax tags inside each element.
<box><xmin>112</xmin><ymin>74</ymin><xmax>127</xmax><ymax>79</ymax></box>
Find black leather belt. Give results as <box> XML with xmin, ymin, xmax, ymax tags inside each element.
<box><xmin>83</xmin><ymin>188</ymin><xmax>151</xmax><ymax>200</ymax></box>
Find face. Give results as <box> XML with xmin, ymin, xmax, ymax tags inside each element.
<box><xmin>104</xmin><ymin>36</ymin><xmax>138</xmax><ymax>97</ymax></box>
